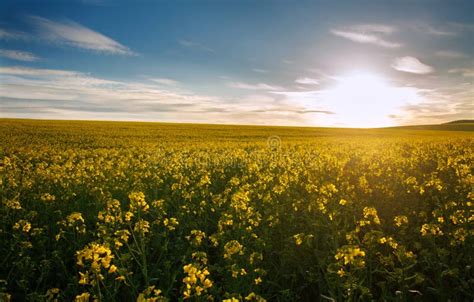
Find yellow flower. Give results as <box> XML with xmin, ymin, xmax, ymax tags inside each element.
<box><xmin>249</xmin><ymin>252</ymin><xmax>263</xmax><ymax>265</ymax></box>
<box><xmin>134</xmin><ymin>219</ymin><xmax>150</xmax><ymax>234</ymax></box>
<box><xmin>199</xmin><ymin>174</ymin><xmax>211</xmax><ymax>186</ymax></box>
<box><xmin>67</xmin><ymin>212</ymin><xmax>85</xmax><ymax>224</ymax></box>
<box><xmin>40</xmin><ymin>193</ymin><xmax>56</xmax><ymax>202</ymax></box>
<box><xmin>78</xmin><ymin>272</ymin><xmax>89</xmax><ymax>285</ymax></box>
<box><xmin>335</xmin><ymin>246</ymin><xmax>366</xmax><ymax>267</ymax></box>
<box><xmin>394</xmin><ymin>215</ymin><xmax>408</xmax><ymax>227</ymax></box>
<box><xmin>109</xmin><ymin>264</ymin><xmax>117</xmax><ymax>273</ymax></box>
<box><xmin>76</xmin><ymin>243</ymin><xmax>114</xmax><ymax>284</ymax></box>
<box><xmin>137</xmin><ymin>285</ymin><xmax>165</xmax><ymax>302</ymax></box>
<box><xmin>115</xmin><ymin>275</ymin><xmax>126</xmax><ymax>282</ymax></box>
<box><xmin>163</xmin><ymin>217</ymin><xmax>179</xmax><ymax>231</ymax></box>
<box><xmin>363</xmin><ymin>207</ymin><xmax>380</xmax><ymax>224</ymax></box>
<box><xmin>420</xmin><ymin>224</ymin><xmax>443</xmax><ymax>236</ymax></box>
<box><xmin>46</xmin><ymin>288</ymin><xmax>60</xmax><ymax>300</ymax></box>
<box><xmin>75</xmin><ymin>292</ymin><xmax>90</xmax><ymax>302</ymax></box>
<box><xmin>13</xmin><ymin>220</ymin><xmax>31</xmax><ymax>233</ymax></box>
<box><xmin>182</xmin><ymin>263</ymin><xmax>212</xmax><ymax>298</ymax></box>
<box><xmin>293</xmin><ymin>233</ymin><xmax>304</xmax><ymax>245</ymax></box>
<box><xmin>129</xmin><ymin>192</ymin><xmax>149</xmax><ymax>213</ymax></box>
<box><xmin>125</xmin><ymin>211</ymin><xmax>134</xmax><ymax>222</ymax></box>
<box><xmin>337</xmin><ymin>268</ymin><xmax>346</xmax><ymax>277</ymax></box>
<box><xmin>223</xmin><ymin>240</ymin><xmax>244</xmax><ymax>259</ymax></box>
<box><xmin>254</xmin><ymin>277</ymin><xmax>262</xmax><ymax>285</ymax></box>
<box><xmin>4</xmin><ymin>197</ymin><xmax>21</xmax><ymax>209</ymax></box>
<box><xmin>186</xmin><ymin>230</ymin><xmax>206</xmax><ymax>246</ymax></box>
<box><xmin>245</xmin><ymin>293</ymin><xmax>266</xmax><ymax>301</ymax></box>
<box><xmin>451</xmin><ymin>228</ymin><xmax>467</xmax><ymax>244</ymax></box>
<box><xmin>203</xmin><ymin>278</ymin><xmax>213</xmax><ymax>289</ymax></box>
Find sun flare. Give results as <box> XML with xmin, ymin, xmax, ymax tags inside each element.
<box><xmin>324</xmin><ymin>72</ymin><xmax>420</xmax><ymax>128</ymax></box>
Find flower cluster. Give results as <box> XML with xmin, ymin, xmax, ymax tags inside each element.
<box><xmin>76</xmin><ymin>243</ymin><xmax>116</xmax><ymax>285</ymax></box>
<box><xmin>182</xmin><ymin>263</ymin><xmax>213</xmax><ymax>299</ymax></box>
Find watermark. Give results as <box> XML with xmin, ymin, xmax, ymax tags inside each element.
<box><xmin>267</xmin><ymin>135</ymin><xmax>281</xmax><ymax>151</ymax></box>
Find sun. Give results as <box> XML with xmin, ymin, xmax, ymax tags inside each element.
<box><xmin>323</xmin><ymin>71</ymin><xmax>419</xmax><ymax>128</ymax></box>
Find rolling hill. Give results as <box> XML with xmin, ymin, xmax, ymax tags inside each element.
<box><xmin>387</xmin><ymin>120</ymin><xmax>474</xmax><ymax>132</ymax></box>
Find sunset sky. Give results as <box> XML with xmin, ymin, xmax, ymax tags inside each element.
<box><xmin>0</xmin><ymin>0</ymin><xmax>472</xmax><ymax>127</ymax></box>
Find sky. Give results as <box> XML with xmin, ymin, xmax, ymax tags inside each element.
<box><xmin>0</xmin><ymin>0</ymin><xmax>473</xmax><ymax>127</ymax></box>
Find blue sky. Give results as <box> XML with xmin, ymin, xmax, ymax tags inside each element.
<box><xmin>0</xmin><ymin>0</ymin><xmax>473</xmax><ymax>127</ymax></box>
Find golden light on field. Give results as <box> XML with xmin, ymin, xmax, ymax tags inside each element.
<box><xmin>325</xmin><ymin>72</ymin><xmax>420</xmax><ymax>128</ymax></box>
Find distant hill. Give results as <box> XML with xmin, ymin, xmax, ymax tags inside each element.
<box><xmin>391</xmin><ymin>120</ymin><xmax>474</xmax><ymax>132</ymax></box>
<box><xmin>443</xmin><ymin>120</ymin><xmax>474</xmax><ymax>125</ymax></box>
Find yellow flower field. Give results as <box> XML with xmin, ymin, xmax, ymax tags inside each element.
<box><xmin>0</xmin><ymin>119</ymin><xmax>473</xmax><ymax>301</ymax></box>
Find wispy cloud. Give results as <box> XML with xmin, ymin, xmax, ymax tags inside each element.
<box><xmin>0</xmin><ymin>28</ymin><xmax>29</xmax><ymax>40</ymax></box>
<box><xmin>448</xmin><ymin>22</ymin><xmax>474</xmax><ymax>32</ymax></box>
<box><xmin>247</xmin><ymin>108</ymin><xmax>334</xmax><ymax>115</ymax></box>
<box><xmin>149</xmin><ymin>78</ymin><xmax>180</xmax><ymax>86</ymax></box>
<box><xmin>252</xmin><ymin>68</ymin><xmax>268</xmax><ymax>73</ymax></box>
<box><xmin>449</xmin><ymin>68</ymin><xmax>474</xmax><ymax>77</ymax></box>
<box><xmin>427</xmin><ymin>28</ymin><xmax>456</xmax><ymax>36</ymax></box>
<box><xmin>0</xmin><ymin>66</ymin><xmax>217</xmax><ymax>116</ymax></box>
<box><xmin>0</xmin><ymin>66</ymin><xmax>81</xmax><ymax>77</ymax></box>
<box><xmin>391</xmin><ymin>56</ymin><xmax>434</xmax><ymax>74</ymax></box>
<box><xmin>295</xmin><ymin>77</ymin><xmax>319</xmax><ymax>85</ymax></box>
<box><xmin>416</xmin><ymin>24</ymin><xmax>456</xmax><ymax>36</ymax></box>
<box><xmin>397</xmin><ymin>83</ymin><xmax>473</xmax><ymax>125</ymax></box>
<box><xmin>0</xmin><ymin>49</ymin><xmax>39</xmax><ymax>61</ymax></box>
<box><xmin>29</xmin><ymin>15</ymin><xmax>135</xmax><ymax>55</ymax></box>
<box><xmin>435</xmin><ymin>50</ymin><xmax>468</xmax><ymax>59</ymax></box>
<box><xmin>227</xmin><ymin>81</ymin><xmax>283</xmax><ymax>91</ymax></box>
<box><xmin>0</xmin><ymin>66</ymin><xmax>331</xmax><ymax>125</ymax></box>
<box><xmin>351</xmin><ymin>24</ymin><xmax>397</xmax><ymax>34</ymax></box>
<box><xmin>330</xmin><ymin>24</ymin><xmax>401</xmax><ymax>48</ymax></box>
<box><xmin>178</xmin><ymin>39</ymin><xmax>215</xmax><ymax>53</ymax></box>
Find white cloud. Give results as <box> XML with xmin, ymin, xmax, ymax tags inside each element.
<box><xmin>391</xmin><ymin>56</ymin><xmax>434</xmax><ymax>74</ymax></box>
<box><xmin>295</xmin><ymin>77</ymin><xmax>319</xmax><ymax>85</ymax></box>
<box><xmin>0</xmin><ymin>49</ymin><xmax>39</xmax><ymax>62</ymax></box>
<box><xmin>149</xmin><ymin>78</ymin><xmax>180</xmax><ymax>86</ymax></box>
<box><xmin>435</xmin><ymin>50</ymin><xmax>468</xmax><ymax>59</ymax></box>
<box><xmin>29</xmin><ymin>15</ymin><xmax>135</xmax><ymax>55</ymax></box>
<box><xmin>330</xmin><ymin>24</ymin><xmax>401</xmax><ymax>48</ymax></box>
<box><xmin>252</xmin><ymin>68</ymin><xmax>268</xmax><ymax>73</ymax></box>
<box><xmin>227</xmin><ymin>81</ymin><xmax>283</xmax><ymax>91</ymax></box>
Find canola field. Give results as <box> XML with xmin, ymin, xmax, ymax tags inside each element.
<box><xmin>0</xmin><ymin>119</ymin><xmax>473</xmax><ymax>301</ymax></box>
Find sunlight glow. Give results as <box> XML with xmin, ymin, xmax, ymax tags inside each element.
<box><xmin>324</xmin><ymin>72</ymin><xmax>420</xmax><ymax>127</ymax></box>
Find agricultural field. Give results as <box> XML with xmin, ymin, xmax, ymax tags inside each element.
<box><xmin>0</xmin><ymin>119</ymin><xmax>473</xmax><ymax>301</ymax></box>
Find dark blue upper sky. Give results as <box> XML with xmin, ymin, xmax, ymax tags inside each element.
<box><xmin>1</xmin><ymin>0</ymin><xmax>473</xmax><ymax>126</ymax></box>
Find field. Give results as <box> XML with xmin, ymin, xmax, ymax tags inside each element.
<box><xmin>0</xmin><ymin>119</ymin><xmax>473</xmax><ymax>301</ymax></box>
